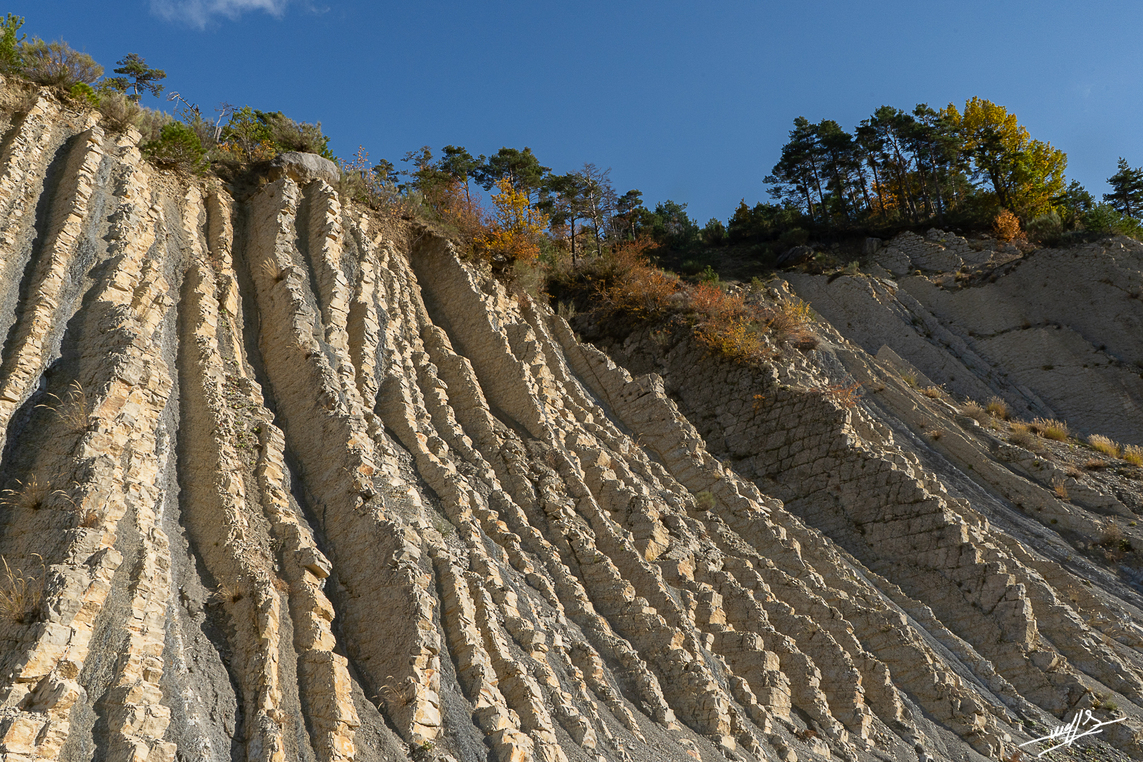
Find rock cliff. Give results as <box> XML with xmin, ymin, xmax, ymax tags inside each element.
<box><xmin>0</xmin><ymin>84</ymin><xmax>1140</xmax><ymax>762</ymax></box>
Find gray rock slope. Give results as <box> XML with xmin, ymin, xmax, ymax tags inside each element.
<box><xmin>0</xmin><ymin>84</ymin><xmax>1140</xmax><ymax>762</ymax></box>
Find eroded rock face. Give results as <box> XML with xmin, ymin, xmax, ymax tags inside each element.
<box><xmin>788</xmin><ymin>231</ymin><xmax>1143</xmax><ymax>444</ymax></box>
<box><xmin>0</xmin><ymin>87</ymin><xmax>1140</xmax><ymax>762</ymax></box>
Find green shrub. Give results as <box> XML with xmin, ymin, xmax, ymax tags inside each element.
<box><xmin>1026</xmin><ymin>210</ymin><xmax>1063</xmax><ymax>246</ymax></box>
<box><xmin>69</xmin><ymin>82</ymin><xmax>98</xmax><ymax>107</ymax></box>
<box><xmin>777</xmin><ymin>227</ymin><xmax>809</xmax><ymax>247</ymax></box>
<box><xmin>1082</xmin><ymin>203</ymin><xmax>1143</xmax><ymax>240</ymax></box>
<box><xmin>261</xmin><ymin>110</ymin><xmax>333</xmax><ymax>158</ymax></box>
<box><xmin>133</xmin><ymin>106</ymin><xmax>174</xmax><ymax>143</ymax></box>
<box><xmin>142</xmin><ymin>122</ymin><xmax>205</xmax><ymax>172</ymax></box>
<box><xmin>702</xmin><ymin>218</ymin><xmax>726</xmax><ymax>246</ymax></box>
<box><xmin>694</xmin><ymin>491</ymin><xmax>716</xmax><ymax>511</ymax></box>
<box><xmin>98</xmin><ymin>92</ymin><xmax>172</xmax><ymax>141</ymax></box>
<box><xmin>218</xmin><ymin>106</ymin><xmax>334</xmax><ymax>164</ymax></box>
<box><xmin>97</xmin><ymin>91</ymin><xmax>140</xmax><ymax>130</ymax></box>
<box><xmin>19</xmin><ymin>38</ymin><xmax>102</xmax><ymax>87</ymax></box>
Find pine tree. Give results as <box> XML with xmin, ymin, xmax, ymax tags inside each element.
<box><xmin>1103</xmin><ymin>158</ymin><xmax>1143</xmax><ymax>218</ymax></box>
<box><xmin>0</xmin><ymin>14</ymin><xmax>25</xmax><ymax>75</ymax></box>
<box><xmin>113</xmin><ymin>53</ymin><xmax>165</xmax><ymax>102</ymax></box>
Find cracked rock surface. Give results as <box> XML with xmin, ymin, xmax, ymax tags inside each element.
<box><xmin>0</xmin><ymin>84</ymin><xmax>1140</xmax><ymax>762</ymax></box>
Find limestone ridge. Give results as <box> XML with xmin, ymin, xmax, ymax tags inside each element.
<box><xmin>788</xmin><ymin>230</ymin><xmax>1143</xmax><ymax>444</ymax></box>
<box><xmin>0</xmin><ymin>87</ymin><xmax>1137</xmax><ymax>762</ymax></box>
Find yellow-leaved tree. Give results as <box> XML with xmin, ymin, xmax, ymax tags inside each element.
<box><xmin>479</xmin><ymin>177</ymin><xmax>548</xmax><ymax>263</ymax></box>
<box><xmin>942</xmin><ymin>97</ymin><xmax>1066</xmax><ymax>218</ymax></box>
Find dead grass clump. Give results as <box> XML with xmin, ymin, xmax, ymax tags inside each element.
<box><xmin>921</xmin><ymin>385</ymin><xmax>942</xmax><ymax>399</ymax></box>
<box><xmin>985</xmin><ymin>397</ymin><xmax>1011</xmax><ymax>420</ymax></box>
<box><xmin>0</xmin><ymin>555</ymin><xmax>44</xmax><ymax>625</ymax></box>
<box><xmin>695</xmin><ymin>315</ymin><xmax>768</xmax><ymax>362</ymax></box>
<box><xmin>1050</xmin><ymin>477</ymin><xmax>1069</xmax><ymax>501</ymax></box>
<box><xmin>1009</xmin><ymin>423</ymin><xmax>1039</xmax><ymax>450</ymax></box>
<box><xmin>1083</xmin><ymin>459</ymin><xmax>1107</xmax><ymax>471</ymax></box>
<box><xmin>36</xmin><ymin>380</ymin><xmax>89</xmax><ymax>433</ymax></box>
<box><xmin>821</xmin><ymin>382</ymin><xmax>862</xmax><ymax>408</ymax></box>
<box><xmin>1088</xmin><ymin>434</ymin><xmax>1121</xmax><ymax>458</ymax></box>
<box><xmin>1031</xmin><ymin>418</ymin><xmax>1069</xmax><ymax>441</ymax></box>
<box><xmin>1096</xmin><ymin>522</ymin><xmax>1132</xmax><ymax>562</ymax></box>
<box><xmin>962</xmin><ymin>401</ymin><xmax>989</xmax><ymax>425</ymax></box>
<box><xmin>259</xmin><ymin>258</ymin><xmax>286</xmax><ymax>284</ymax></box>
<box><xmin>208</xmin><ymin>583</ymin><xmax>244</xmax><ymax>606</ymax></box>
<box><xmin>765</xmin><ymin>297</ymin><xmax>816</xmax><ymax>348</ymax></box>
<box><xmin>379</xmin><ymin>676</ymin><xmax>416</xmax><ymax>708</ymax></box>
<box><xmin>1124</xmin><ymin>444</ymin><xmax>1143</xmax><ymax>467</ymax></box>
<box><xmin>0</xmin><ymin>475</ymin><xmax>50</xmax><ymax>511</ymax></box>
<box><xmin>693</xmin><ymin>491</ymin><xmax>716</xmax><ymax>512</ymax></box>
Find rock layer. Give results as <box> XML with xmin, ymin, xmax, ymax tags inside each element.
<box><xmin>0</xmin><ymin>87</ymin><xmax>1140</xmax><ymax>762</ymax></box>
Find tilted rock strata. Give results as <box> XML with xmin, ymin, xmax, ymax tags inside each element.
<box><xmin>0</xmin><ymin>87</ymin><xmax>1139</xmax><ymax>762</ymax></box>
<box><xmin>788</xmin><ymin>232</ymin><xmax>1143</xmax><ymax>444</ymax></box>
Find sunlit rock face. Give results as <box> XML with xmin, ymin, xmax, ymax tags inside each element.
<box><xmin>0</xmin><ymin>84</ymin><xmax>1140</xmax><ymax>762</ymax></box>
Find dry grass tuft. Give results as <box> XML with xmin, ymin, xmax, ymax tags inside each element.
<box><xmin>379</xmin><ymin>676</ymin><xmax>416</xmax><ymax>708</ymax></box>
<box><xmin>689</xmin><ymin>285</ymin><xmax>816</xmax><ymax>361</ymax></box>
<box><xmin>1088</xmin><ymin>434</ymin><xmax>1121</xmax><ymax>458</ymax></box>
<box><xmin>1096</xmin><ymin>522</ymin><xmax>1132</xmax><ymax>562</ymax></box>
<box><xmin>922</xmin><ymin>385</ymin><xmax>943</xmax><ymax>399</ymax></box>
<box><xmin>35</xmin><ymin>381</ymin><xmax>89</xmax><ymax>433</ymax></box>
<box><xmin>0</xmin><ymin>475</ymin><xmax>51</xmax><ymax>511</ymax></box>
<box><xmin>1124</xmin><ymin>444</ymin><xmax>1143</xmax><ymax>467</ymax></box>
<box><xmin>1009</xmin><ymin>423</ymin><xmax>1039</xmax><ymax>450</ymax></box>
<box><xmin>766</xmin><ymin>297</ymin><xmax>816</xmax><ymax>348</ymax></box>
<box><xmin>1031</xmin><ymin>418</ymin><xmax>1069</xmax><ymax>441</ymax></box>
<box><xmin>693</xmin><ymin>491</ymin><xmax>716</xmax><ymax>512</ymax></box>
<box><xmin>1083</xmin><ymin>459</ymin><xmax>1108</xmax><ymax>471</ymax></box>
<box><xmin>208</xmin><ymin>583</ymin><xmax>244</xmax><ymax>606</ymax></box>
<box><xmin>1050</xmin><ymin>477</ymin><xmax>1069</xmax><ymax>501</ymax></box>
<box><xmin>0</xmin><ymin>555</ymin><xmax>44</xmax><ymax>625</ymax></box>
<box><xmin>259</xmin><ymin>258</ymin><xmax>286</xmax><ymax>284</ymax></box>
<box><xmin>961</xmin><ymin>401</ymin><xmax>989</xmax><ymax>425</ymax></box>
<box><xmin>985</xmin><ymin>397</ymin><xmax>1011</xmax><ymax>420</ymax></box>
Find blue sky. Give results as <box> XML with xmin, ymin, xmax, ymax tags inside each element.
<box><xmin>16</xmin><ymin>1</ymin><xmax>1143</xmax><ymax>225</ymax></box>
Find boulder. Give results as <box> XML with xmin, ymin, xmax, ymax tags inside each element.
<box><xmin>270</xmin><ymin>151</ymin><xmax>341</xmax><ymax>187</ymax></box>
<box><xmin>777</xmin><ymin>245</ymin><xmax>814</xmax><ymax>268</ymax></box>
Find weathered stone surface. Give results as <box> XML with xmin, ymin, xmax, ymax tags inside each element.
<box><xmin>777</xmin><ymin>245</ymin><xmax>814</xmax><ymax>267</ymax></box>
<box><xmin>0</xmin><ymin>87</ymin><xmax>1140</xmax><ymax>762</ymax></box>
<box><xmin>270</xmin><ymin>151</ymin><xmax>341</xmax><ymax>187</ymax></box>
